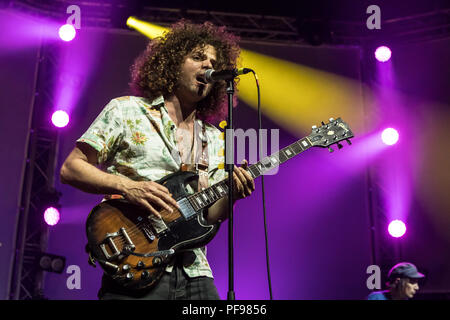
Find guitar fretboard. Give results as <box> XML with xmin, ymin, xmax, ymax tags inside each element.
<box><xmin>185</xmin><ymin>137</ymin><xmax>312</xmax><ymax>212</ymax></box>
<box><xmin>246</xmin><ymin>137</ymin><xmax>312</xmax><ymax>179</ymax></box>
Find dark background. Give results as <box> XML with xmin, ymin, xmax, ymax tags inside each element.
<box><xmin>1</xmin><ymin>1</ymin><xmax>449</xmax><ymax>300</ymax></box>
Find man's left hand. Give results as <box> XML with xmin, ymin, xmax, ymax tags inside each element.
<box><xmin>232</xmin><ymin>159</ymin><xmax>255</xmax><ymax>200</ymax></box>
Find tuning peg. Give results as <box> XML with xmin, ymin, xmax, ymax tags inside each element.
<box><xmin>328</xmin><ymin>147</ymin><xmax>334</xmax><ymax>153</ymax></box>
<box><xmin>337</xmin><ymin>143</ymin><xmax>343</xmax><ymax>149</ymax></box>
<box><xmin>346</xmin><ymin>139</ymin><xmax>352</xmax><ymax>145</ymax></box>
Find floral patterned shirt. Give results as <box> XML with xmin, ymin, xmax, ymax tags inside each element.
<box><xmin>77</xmin><ymin>96</ymin><xmax>226</xmax><ymax>278</ymax></box>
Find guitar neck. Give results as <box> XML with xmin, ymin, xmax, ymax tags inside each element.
<box><xmin>185</xmin><ymin>136</ymin><xmax>313</xmax><ymax>212</ymax></box>
<box><xmin>246</xmin><ymin>136</ymin><xmax>313</xmax><ymax>179</ymax></box>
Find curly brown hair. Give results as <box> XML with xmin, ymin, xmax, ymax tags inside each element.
<box><xmin>130</xmin><ymin>20</ymin><xmax>241</xmax><ymax>122</ymax></box>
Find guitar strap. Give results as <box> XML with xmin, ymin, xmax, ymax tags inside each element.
<box><xmin>179</xmin><ymin>120</ymin><xmax>209</xmax><ymax>191</ymax></box>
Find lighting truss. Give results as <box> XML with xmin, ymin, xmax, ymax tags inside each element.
<box><xmin>9</xmin><ymin>40</ymin><xmax>61</xmax><ymax>300</ymax></box>
<box><xmin>7</xmin><ymin>1</ymin><xmax>450</xmax><ymax>46</ymax></box>
<box><xmin>330</xmin><ymin>8</ymin><xmax>450</xmax><ymax>46</ymax></box>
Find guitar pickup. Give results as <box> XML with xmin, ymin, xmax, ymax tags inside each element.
<box><xmin>147</xmin><ymin>215</ymin><xmax>168</xmax><ymax>234</ymax></box>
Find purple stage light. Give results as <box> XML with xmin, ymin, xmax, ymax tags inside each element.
<box><xmin>388</xmin><ymin>219</ymin><xmax>406</xmax><ymax>238</ymax></box>
<box><xmin>375</xmin><ymin>46</ymin><xmax>392</xmax><ymax>62</ymax></box>
<box><xmin>58</xmin><ymin>24</ymin><xmax>76</xmax><ymax>42</ymax></box>
<box><xmin>51</xmin><ymin>110</ymin><xmax>69</xmax><ymax>128</ymax></box>
<box><xmin>381</xmin><ymin>128</ymin><xmax>399</xmax><ymax>145</ymax></box>
<box><xmin>44</xmin><ymin>207</ymin><xmax>60</xmax><ymax>226</ymax></box>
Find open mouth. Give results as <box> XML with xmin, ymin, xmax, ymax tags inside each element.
<box><xmin>196</xmin><ymin>74</ymin><xmax>207</xmax><ymax>85</ymax></box>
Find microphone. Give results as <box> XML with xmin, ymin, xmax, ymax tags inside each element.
<box><xmin>204</xmin><ymin>68</ymin><xmax>253</xmax><ymax>83</ymax></box>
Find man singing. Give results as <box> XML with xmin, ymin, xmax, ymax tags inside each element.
<box><xmin>60</xmin><ymin>21</ymin><xmax>255</xmax><ymax>300</ymax></box>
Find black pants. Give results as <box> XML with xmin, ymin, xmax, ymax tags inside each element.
<box><xmin>98</xmin><ymin>259</ymin><xmax>220</xmax><ymax>300</ymax></box>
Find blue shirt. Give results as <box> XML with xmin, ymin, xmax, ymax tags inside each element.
<box><xmin>367</xmin><ymin>290</ymin><xmax>391</xmax><ymax>300</ymax></box>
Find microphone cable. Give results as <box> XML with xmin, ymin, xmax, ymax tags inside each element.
<box><xmin>249</xmin><ymin>70</ymin><xmax>273</xmax><ymax>300</ymax></box>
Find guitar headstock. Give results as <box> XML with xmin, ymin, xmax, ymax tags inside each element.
<box><xmin>308</xmin><ymin>117</ymin><xmax>354</xmax><ymax>152</ymax></box>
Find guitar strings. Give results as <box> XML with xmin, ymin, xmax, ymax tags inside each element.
<box><xmin>110</xmin><ymin>221</ymin><xmax>146</xmax><ymax>248</ymax></box>
<box><xmin>108</xmin><ymin>190</ymin><xmax>219</xmax><ymax>249</ymax></box>
<box><xmin>109</xmin><ymin>206</ymin><xmax>177</xmax><ymax>248</ymax></box>
<box><xmin>110</xmin><ymin>119</ymin><xmax>320</xmax><ymax>250</ymax></box>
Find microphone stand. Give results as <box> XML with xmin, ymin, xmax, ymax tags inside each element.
<box><xmin>225</xmin><ymin>79</ymin><xmax>235</xmax><ymax>300</ymax></box>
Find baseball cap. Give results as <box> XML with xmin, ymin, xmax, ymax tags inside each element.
<box><xmin>388</xmin><ymin>262</ymin><xmax>425</xmax><ymax>280</ymax></box>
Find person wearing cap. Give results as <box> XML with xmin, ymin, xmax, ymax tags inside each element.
<box><xmin>367</xmin><ymin>262</ymin><xmax>425</xmax><ymax>300</ymax></box>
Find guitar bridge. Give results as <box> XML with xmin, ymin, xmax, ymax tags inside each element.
<box><xmin>100</xmin><ymin>227</ymin><xmax>135</xmax><ymax>260</ymax></box>
<box><xmin>142</xmin><ymin>226</ymin><xmax>156</xmax><ymax>242</ymax></box>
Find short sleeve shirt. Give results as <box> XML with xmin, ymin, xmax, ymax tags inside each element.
<box><xmin>367</xmin><ymin>291</ymin><xmax>391</xmax><ymax>300</ymax></box>
<box><xmin>77</xmin><ymin>96</ymin><xmax>226</xmax><ymax>278</ymax></box>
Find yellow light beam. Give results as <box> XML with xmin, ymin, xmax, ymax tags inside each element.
<box><xmin>238</xmin><ymin>50</ymin><xmax>366</xmax><ymax>135</ymax></box>
<box><xmin>126</xmin><ymin>16</ymin><xmax>169</xmax><ymax>38</ymax></box>
<box><xmin>126</xmin><ymin>18</ymin><xmax>366</xmax><ymax>135</ymax></box>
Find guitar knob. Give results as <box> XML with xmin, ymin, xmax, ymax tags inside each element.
<box><xmin>141</xmin><ymin>270</ymin><xmax>150</xmax><ymax>280</ymax></box>
<box><xmin>137</xmin><ymin>261</ymin><xmax>145</xmax><ymax>269</ymax></box>
<box><xmin>153</xmin><ymin>256</ymin><xmax>162</xmax><ymax>266</ymax></box>
<box><xmin>122</xmin><ymin>264</ymin><xmax>131</xmax><ymax>272</ymax></box>
<box><xmin>329</xmin><ymin>117</ymin><xmax>334</xmax><ymax>122</ymax></box>
<box><xmin>125</xmin><ymin>272</ymin><xmax>134</xmax><ymax>281</ymax></box>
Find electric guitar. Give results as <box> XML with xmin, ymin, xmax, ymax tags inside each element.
<box><xmin>85</xmin><ymin>117</ymin><xmax>353</xmax><ymax>289</ymax></box>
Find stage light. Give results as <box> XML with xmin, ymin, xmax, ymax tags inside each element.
<box><xmin>374</xmin><ymin>46</ymin><xmax>392</xmax><ymax>62</ymax></box>
<box><xmin>381</xmin><ymin>128</ymin><xmax>399</xmax><ymax>145</ymax></box>
<box><xmin>388</xmin><ymin>219</ymin><xmax>406</xmax><ymax>238</ymax></box>
<box><xmin>51</xmin><ymin>110</ymin><xmax>69</xmax><ymax>128</ymax></box>
<box><xmin>126</xmin><ymin>16</ymin><xmax>168</xmax><ymax>39</ymax></box>
<box><xmin>58</xmin><ymin>24</ymin><xmax>76</xmax><ymax>42</ymax></box>
<box><xmin>43</xmin><ymin>207</ymin><xmax>60</xmax><ymax>226</ymax></box>
<box><xmin>38</xmin><ymin>252</ymin><xmax>66</xmax><ymax>273</ymax></box>
<box><xmin>39</xmin><ymin>188</ymin><xmax>62</xmax><ymax>226</ymax></box>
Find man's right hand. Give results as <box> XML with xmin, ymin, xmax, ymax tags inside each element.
<box><xmin>122</xmin><ymin>180</ymin><xmax>179</xmax><ymax>218</ymax></box>
<box><xmin>60</xmin><ymin>143</ymin><xmax>179</xmax><ymax>219</ymax></box>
